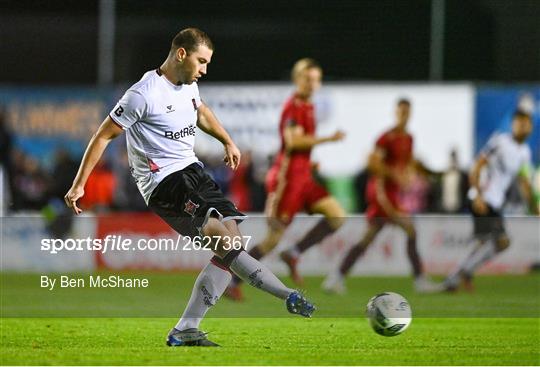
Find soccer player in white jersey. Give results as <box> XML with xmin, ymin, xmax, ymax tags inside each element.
<box><xmin>64</xmin><ymin>28</ymin><xmax>315</xmax><ymax>347</ymax></box>
<box><xmin>444</xmin><ymin>110</ymin><xmax>538</xmax><ymax>292</ymax></box>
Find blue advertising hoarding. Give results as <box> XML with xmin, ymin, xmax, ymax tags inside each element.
<box><xmin>476</xmin><ymin>87</ymin><xmax>540</xmax><ymax>165</ymax></box>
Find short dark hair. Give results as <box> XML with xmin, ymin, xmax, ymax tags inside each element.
<box><xmin>170</xmin><ymin>28</ymin><xmax>214</xmax><ymax>54</ymax></box>
<box><xmin>397</xmin><ymin>98</ymin><xmax>411</xmax><ymax>107</ymax></box>
<box><xmin>513</xmin><ymin>109</ymin><xmax>532</xmax><ymax>121</ymax></box>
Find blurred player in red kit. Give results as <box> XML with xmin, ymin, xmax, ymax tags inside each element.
<box><xmin>226</xmin><ymin>58</ymin><xmax>346</xmax><ymax>300</ymax></box>
<box><xmin>323</xmin><ymin>99</ymin><xmax>441</xmax><ymax>294</ymax></box>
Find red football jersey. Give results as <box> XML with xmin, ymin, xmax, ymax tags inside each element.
<box><xmin>274</xmin><ymin>95</ymin><xmax>316</xmax><ymax>173</ymax></box>
<box><xmin>376</xmin><ymin>128</ymin><xmax>413</xmax><ymax>170</ymax></box>
<box><xmin>371</xmin><ymin>128</ymin><xmax>414</xmax><ymax>191</ymax></box>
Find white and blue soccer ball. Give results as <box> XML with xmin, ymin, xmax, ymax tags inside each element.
<box><xmin>366</xmin><ymin>292</ymin><xmax>412</xmax><ymax>336</ymax></box>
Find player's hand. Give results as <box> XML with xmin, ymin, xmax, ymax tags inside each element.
<box><xmin>472</xmin><ymin>195</ymin><xmax>488</xmax><ymax>215</ymax></box>
<box><xmin>64</xmin><ymin>185</ymin><xmax>84</xmax><ymax>215</ymax></box>
<box><xmin>330</xmin><ymin>130</ymin><xmax>345</xmax><ymax>142</ymax></box>
<box><xmin>223</xmin><ymin>142</ymin><xmax>241</xmax><ymax>170</ymax></box>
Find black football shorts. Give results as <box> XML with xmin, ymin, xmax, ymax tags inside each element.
<box><xmin>148</xmin><ymin>163</ymin><xmax>246</xmax><ymax>238</ymax></box>
<box><xmin>471</xmin><ymin>201</ymin><xmax>506</xmax><ymax>239</ymax></box>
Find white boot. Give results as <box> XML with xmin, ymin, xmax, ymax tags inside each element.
<box><xmin>321</xmin><ymin>270</ymin><xmax>346</xmax><ymax>295</ymax></box>
<box><xmin>414</xmin><ymin>275</ymin><xmax>444</xmax><ymax>294</ymax></box>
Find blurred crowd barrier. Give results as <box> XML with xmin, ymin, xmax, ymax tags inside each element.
<box><xmin>2</xmin><ymin>213</ymin><xmax>539</xmax><ymax>275</ymax></box>
<box><xmin>1</xmin><ymin>83</ymin><xmax>539</xmax><ymax>215</ymax></box>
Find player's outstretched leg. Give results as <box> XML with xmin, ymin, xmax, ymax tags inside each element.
<box><xmin>168</xmin><ymin>218</ymin><xmax>315</xmax><ymax>347</ymax></box>
<box><xmin>224</xmin><ymin>246</ymin><xmax>263</xmax><ymax>301</ymax></box>
<box><xmin>224</xmin><ymin>223</ymin><xmax>284</xmax><ymax>301</ymax></box>
<box><xmin>208</xmin><ymin>218</ymin><xmax>315</xmax><ymax>316</ymax></box>
<box><xmin>444</xmin><ymin>235</ymin><xmax>507</xmax><ymax>292</ymax></box>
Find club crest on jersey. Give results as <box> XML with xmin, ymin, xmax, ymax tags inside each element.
<box><xmin>184</xmin><ymin>199</ymin><xmax>200</xmax><ymax>216</ymax></box>
<box><xmin>166</xmin><ymin>105</ymin><xmax>175</xmax><ymax>113</ymax></box>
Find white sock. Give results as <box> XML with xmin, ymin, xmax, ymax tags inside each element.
<box><xmin>461</xmin><ymin>240</ymin><xmax>497</xmax><ymax>276</ymax></box>
<box><xmin>229</xmin><ymin>251</ymin><xmax>295</xmax><ymax>299</ymax></box>
<box><xmin>175</xmin><ymin>262</ymin><xmax>231</xmax><ymax>331</ymax></box>
<box><xmin>445</xmin><ymin>239</ymin><xmax>483</xmax><ymax>287</ymax></box>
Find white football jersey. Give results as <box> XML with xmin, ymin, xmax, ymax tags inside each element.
<box><xmin>109</xmin><ymin>69</ymin><xmax>202</xmax><ymax>203</ymax></box>
<box><xmin>471</xmin><ymin>133</ymin><xmax>532</xmax><ymax>210</ymax></box>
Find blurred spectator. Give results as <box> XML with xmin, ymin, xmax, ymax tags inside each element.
<box><xmin>534</xmin><ymin>165</ymin><xmax>540</xmax><ymax>214</ymax></box>
<box><xmin>0</xmin><ymin>107</ymin><xmax>15</xmax><ymax>211</ymax></box>
<box><xmin>41</xmin><ymin>149</ymin><xmax>79</xmax><ymax>238</ymax></box>
<box><xmin>399</xmin><ymin>172</ymin><xmax>430</xmax><ymax>214</ymax></box>
<box><xmin>79</xmin><ymin>159</ymin><xmax>116</xmax><ymax>211</ymax></box>
<box><xmin>201</xmin><ymin>154</ymin><xmax>232</xmax><ymax>195</ymax></box>
<box><xmin>353</xmin><ymin>167</ymin><xmax>370</xmax><ymax>213</ymax></box>
<box><xmin>50</xmin><ymin>149</ymin><xmax>79</xmax><ymax>200</ymax></box>
<box><xmin>247</xmin><ymin>153</ymin><xmax>269</xmax><ymax>212</ymax></box>
<box><xmin>12</xmin><ymin>153</ymin><xmax>49</xmax><ymax>210</ymax></box>
<box><xmin>439</xmin><ymin>149</ymin><xmax>468</xmax><ymax>213</ymax></box>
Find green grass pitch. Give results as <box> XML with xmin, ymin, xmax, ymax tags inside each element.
<box><xmin>1</xmin><ymin>273</ymin><xmax>539</xmax><ymax>365</ymax></box>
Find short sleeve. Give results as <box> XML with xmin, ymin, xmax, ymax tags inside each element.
<box><xmin>480</xmin><ymin>133</ymin><xmax>501</xmax><ymax>157</ymax></box>
<box><xmin>279</xmin><ymin>104</ymin><xmax>299</xmax><ymax>131</ymax></box>
<box><xmin>375</xmin><ymin>132</ymin><xmax>388</xmax><ymax>150</ymax></box>
<box><xmin>284</xmin><ymin>109</ymin><xmax>297</xmax><ymax>127</ymax></box>
<box><xmin>191</xmin><ymin>83</ymin><xmax>202</xmax><ymax>109</ymax></box>
<box><xmin>109</xmin><ymin>90</ymin><xmax>147</xmax><ymax>130</ymax></box>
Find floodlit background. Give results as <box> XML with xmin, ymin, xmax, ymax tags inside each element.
<box><xmin>1</xmin><ymin>4</ymin><xmax>540</xmax><ymax>366</ymax></box>
<box><xmin>1</xmin><ymin>0</ymin><xmax>539</xmax><ymax>276</ymax></box>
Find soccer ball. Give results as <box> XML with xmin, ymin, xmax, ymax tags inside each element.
<box><xmin>366</xmin><ymin>292</ymin><xmax>412</xmax><ymax>336</ymax></box>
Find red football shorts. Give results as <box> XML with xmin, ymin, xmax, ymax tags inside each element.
<box><xmin>265</xmin><ymin>164</ymin><xmax>329</xmax><ymax>224</ymax></box>
<box><xmin>365</xmin><ymin>178</ymin><xmax>403</xmax><ymax>223</ymax></box>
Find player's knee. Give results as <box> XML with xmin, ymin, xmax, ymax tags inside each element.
<box><xmin>327</xmin><ymin>216</ymin><xmax>345</xmax><ymax>230</ymax></box>
<box><xmin>200</xmin><ymin>211</ymin><xmax>223</xmax><ymax>236</ymax></box>
<box><xmin>217</xmin><ymin>248</ymin><xmax>244</xmax><ymax>268</ymax></box>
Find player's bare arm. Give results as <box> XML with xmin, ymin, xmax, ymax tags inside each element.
<box><xmin>64</xmin><ymin>116</ymin><xmax>124</xmax><ymax>214</ymax></box>
<box><xmin>469</xmin><ymin>154</ymin><xmax>489</xmax><ymax>214</ymax></box>
<box><xmin>283</xmin><ymin>125</ymin><xmax>344</xmax><ymax>152</ymax></box>
<box><xmin>197</xmin><ymin>102</ymin><xmax>241</xmax><ymax>170</ymax></box>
